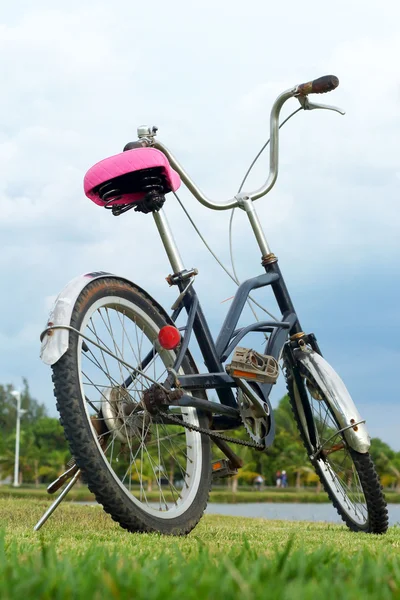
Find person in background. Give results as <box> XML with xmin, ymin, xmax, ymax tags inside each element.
<box><xmin>276</xmin><ymin>470</ymin><xmax>282</xmax><ymax>488</ymax></box>
<box><xmin>281</xmin><ymin>470</ymin><xmax>288</xmax><ymax>488</ymax></box>
<box><xmin>254</xmin><ymin>475</ymin><xmax>264</xmax><ymax>491</ymax></box>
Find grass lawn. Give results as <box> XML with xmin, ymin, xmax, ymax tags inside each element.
<box><xmin>1</xmin><ymin>498</ymin><xmax>400</xmax><ymax>599</ymax></box>
<box><xmin>2</xmin><ymin>484</ymin><xmax>400</xmax><ymax>504</ymax></box>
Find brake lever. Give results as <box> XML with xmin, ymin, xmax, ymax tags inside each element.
<box><xmin>297</xmin><ymin>96</ymin><xmax>345</xmax><ymax>115</ymax></box>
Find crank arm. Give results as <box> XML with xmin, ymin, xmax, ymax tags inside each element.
<box><xmin>235</xmin><ymin>379</ymin><xmax>269</xmax><ymax>418</ymax></box>
<box><xmin>212</xmin><ymin>437</ymin><xmax>244</xmax><ymax>469</ymax></box>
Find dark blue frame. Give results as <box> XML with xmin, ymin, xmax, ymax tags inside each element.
<box><xmin>170</xmin><ymin>261</ymin><xmax>302</xmax><ymax>417</ymax></box>
<box><xmin>123</xmin><ymin>260</ymin><xmax>304</xmax><ymax>446</ymax></box>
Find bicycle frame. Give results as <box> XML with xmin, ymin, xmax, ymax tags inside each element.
<box><xmin>149</xmin><ymin>199</ymin><xmax>301</xmax><ymax>421</ymax></box>
<box><xmin>35</xmin><ymin>75</ymin><xmax>379</xmax><ymax>534</ymax></box>
<box><xmin>134</xmin><ymin>78</ymin><xmax>346</xmax><ymax>433</ymax></box>
<box><xmin>115</xmin><ymin>81</ymin><xmax>345</xmax><ymax>440</ymax></box>
<box><xmin>40</xmin><ymin>75</ymin><xmax>347</xmax><ymax>445</ymax></box>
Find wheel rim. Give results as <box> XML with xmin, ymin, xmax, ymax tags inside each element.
<box><xmin>293</xmin><ymin>373</ymin><xmax>369</xmax><ymax>527</ymax></box>
<box><xmin>76</xmin><ymin>296</ymin><xmax>203</xmax><ymax>519</ymax></box>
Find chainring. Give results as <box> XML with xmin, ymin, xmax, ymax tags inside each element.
<box><xmin>237</xmin><ymin>388</ymin><xmax>270</xmax><ymax>445</ymax></box>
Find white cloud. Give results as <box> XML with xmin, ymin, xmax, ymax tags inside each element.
<box><xmin>1</xmin><ymin>0</ymin><xmax>399</xmax><ymax>447</ymax></box>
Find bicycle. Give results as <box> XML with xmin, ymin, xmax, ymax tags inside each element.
<box><xmin>38</xmin><ymin>75</ymin><xmax>388</xmax><ymax>535</ymax></box>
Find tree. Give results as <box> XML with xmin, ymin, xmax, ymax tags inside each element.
<box><xmin>369</xmin><ymin>438</ymin><xmax>400</xmax><ymax>490</ymax></box>
<box><xmin>1</xmin><ymin>380</ymin><xmax>399</xmax><ymax>490</ymax></box>
<box><xmin>262</xmin><ymin>395</ymin><xmax>310</xmax><ymax>488</ymax></box>
<box><xmin>0</xmin><ymin>380</ymin><xmax>67</xmax><ymax>485</ymax></box>
<box><xmin>0</xmin><ymin>378</ymin><xmax>46</xmax><ymax>437</ymax></box>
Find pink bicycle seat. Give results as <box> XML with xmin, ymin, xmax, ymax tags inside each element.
<box><xmin>84</xmin><ymin>147</ymin><xmax>181</xmax><ymax>207</ymax></box>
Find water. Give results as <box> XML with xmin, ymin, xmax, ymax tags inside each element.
<box><xmin>205</xmin><ymin>502</ymin><xmax>400</xmax><ymax>525</ymax></box>
<box><xmin>80</xmin><ymin>501</ymin><xmax>400</xmax><ymax>524</ymax></box>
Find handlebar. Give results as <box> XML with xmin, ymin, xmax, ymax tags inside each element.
<box><xmin>139</xmin><ymin>74</ymin><xmax>342</xmax><ymax>211</ymax></box>
<box><xmin>295</xmin><ymin>75</ymin><xmax>339</xmax><ymax>96</ymax></box>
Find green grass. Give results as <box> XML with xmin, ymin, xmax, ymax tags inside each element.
<box><xmin>2</xmin><ymin>484</ymin><xmax>400</xmax><ymax>505</ymax></box>
<box><xmin>1</xmin><ymin>498</ymin><xmax>400</xmax><ymax>599</ymax></box>
<box><xmin>0</xmin><ymin>484</ymin><xmax>95</xmax><ymax>502</ymax></box>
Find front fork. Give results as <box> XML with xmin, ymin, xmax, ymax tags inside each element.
<box><xmin>283</xmin><ymin>333</ymin><xmax>321</xmax><ymax>449</ymax></box>
<box><xmin>284</xmin><ymin>332</ymin><xmax>370</xmax><ymax>455</ymax></box>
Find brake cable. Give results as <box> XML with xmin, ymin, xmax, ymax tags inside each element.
<box><xmin>173</xmin><ymin>106</ymin><xmax>302</xmax><ymax>322</ymax></box>
<box><xmin>228</xmin><ymin>107</ymin><xmax>303</xmax><ymax>320</ymax></box>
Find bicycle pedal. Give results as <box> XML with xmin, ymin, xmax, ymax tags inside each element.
<box><xmin>212</xmin><ymin>459</ymin><xmax>238</xmax><ymax>479</ymax></box>
<box><xmin>226</xmin><ymin>347</ymin><xmax>279</xmax><ymax>384</ymax></box>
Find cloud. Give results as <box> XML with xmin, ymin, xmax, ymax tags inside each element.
<box><xmin>1</xmin><ymin>0</ymin><xmax>399</xmax><ymax>449</ymax></box>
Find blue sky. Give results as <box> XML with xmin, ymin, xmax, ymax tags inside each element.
<box><xmin>1</xmin><ymin>0</ymin><xmax>399</xmax><ymax>448</ymax></box>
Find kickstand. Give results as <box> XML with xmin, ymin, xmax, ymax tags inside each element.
<box><xmin>34</xmin><ymin>468</ymin><xmax>81</xmax><ymax>531</ymax></box>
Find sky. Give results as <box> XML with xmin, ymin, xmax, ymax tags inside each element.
<box><xmin>1</xmin><ymin>1</ymin><xmax>399</xmax><ymax>447</ymax></box>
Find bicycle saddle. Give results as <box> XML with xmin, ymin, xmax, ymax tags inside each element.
<box><xmin>84</xmin><ymin>147</ymin><xmax>181</xmax><ymax>207</ymax></box>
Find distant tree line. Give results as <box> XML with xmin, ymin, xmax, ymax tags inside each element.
<box><xmin>224</xmin><ymin>395</ymin><xmax>400</xmax><ymax>491</ymax></box>
<box><xmin>0</xmin><ymin>379</ymin><xmax>68</xmax><ymax>484</ymax></box>
<box><xmin>0</xmin><ymin>380</ymin><xmax>398</xmax><ymax>489</ymax></box>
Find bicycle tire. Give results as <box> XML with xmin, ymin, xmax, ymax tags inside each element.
<box><xmin>286</xmin><ymin>362</ymin><xmax>388</xmax><ymax>534</ymax></box>
<box><xmin>52</xmin><ymin>277</ymin><xmax>212</xmax><ymax>535</ymax></box>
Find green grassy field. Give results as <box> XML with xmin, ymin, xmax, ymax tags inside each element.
<box><xmin>2</xmin><ymin>484</ymin><xmax>400</xmax><ymax>504</ymax></box>
<box><xmin>1</xmin><ymin>498</ymin><xmax>400</xmax><ymax>599</ymax></box>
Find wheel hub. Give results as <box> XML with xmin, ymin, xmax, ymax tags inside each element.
<box><xmin>101</xmin><ymin>387</ymin><xmax>151</xmax><ymax>443</ymax></box>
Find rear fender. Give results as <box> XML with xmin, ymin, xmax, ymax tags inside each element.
<box><xmin>40</xmin><ymin>271</ymin><xmax>171</xmax><ymax>366</ymax></box>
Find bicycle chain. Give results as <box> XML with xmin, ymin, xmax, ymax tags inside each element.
<box><xmin>158</xmin><ymin>410</ymin><xmax>264</xmax><ymax>449</ymax></box>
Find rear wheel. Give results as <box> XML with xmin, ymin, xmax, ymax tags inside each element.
<box><xmin>286</xmin><ymin>360</ymin><xmax>388</xmax><ymax>533</ymax></box>
<box><xmin>52</xmin><ymin>277</ymin><xmax>212</xmax><ymax>535</ymax></box>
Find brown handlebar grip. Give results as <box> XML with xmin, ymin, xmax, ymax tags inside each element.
<box><xmin>296</xmin><ymin>75</ymin><xmax>339</xmax><ymax>96</ymax></box>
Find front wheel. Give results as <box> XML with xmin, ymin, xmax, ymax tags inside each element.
<box><xmin>286</xmin><ymin>356</ymin><xmax>388</xmax><ymax>534</ymax></box>
<box><xmin>51</xmin><ymin>277</ymin><xmax>212</xmax><ymax>535</ymax></box>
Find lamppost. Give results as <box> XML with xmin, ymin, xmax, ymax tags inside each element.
<box><xmin>10</xmin><ymin>390</ymin><xmax>26</xmax><ymax>487</ymax></box>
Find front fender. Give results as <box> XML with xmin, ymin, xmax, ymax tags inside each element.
<box><xmin>40</xmin><ymin>271</ymin><xmax>145</xmax><ymax>366</ymax></box>
<box><xmin>295</xmin><ymin>349</ymin><xmax>371</xmax><ymax>454</ymax></box>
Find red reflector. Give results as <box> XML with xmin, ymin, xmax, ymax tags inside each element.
<box><xmin>158</xmin><ymin>325</ymin><xmax>181</xmax><ymax>350</ymax></box>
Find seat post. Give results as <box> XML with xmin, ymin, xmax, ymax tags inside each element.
<box><xmin>153</xmin><ymin>209</ymin><xmax>185</xmax><ymax>274</ymax></box>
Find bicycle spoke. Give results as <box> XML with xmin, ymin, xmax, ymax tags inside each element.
<box><xmin>297</xmin><ymin>368</ymin><xmax>371</xmax><ymax>526</ymax></box>
<box><xmin>74</xmin><ymin>297</ymin><xmax>203</xmax><ymax>520</ymax></box>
